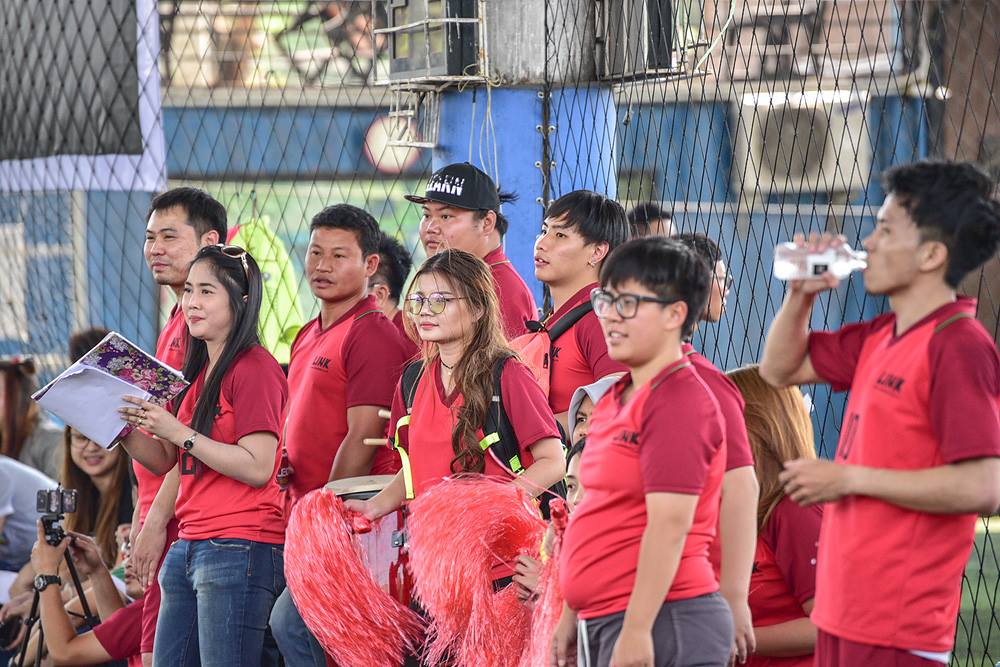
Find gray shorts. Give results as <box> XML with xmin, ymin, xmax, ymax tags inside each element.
<box><xmin>577</xmin><ymin>593</ymin><xmax>733</xmax><ymax>667</ymax></box>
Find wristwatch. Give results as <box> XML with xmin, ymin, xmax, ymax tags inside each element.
<box><xmin>33</xmin><ymin>574</ymin><xmax>61</xmax><ymax>592</ymax></box>
<box><xmin>182</xmin><ymin>432</ymin><xmax>198</xmax><ymax>451</ymax></box>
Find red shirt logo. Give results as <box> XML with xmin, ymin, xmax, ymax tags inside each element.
<box><xmin>311</xmin><ymin>355</ymin><xmax>332</xmax><ymax>371</ymax></box>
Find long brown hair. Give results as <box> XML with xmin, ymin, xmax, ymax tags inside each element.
<box><xmin>407</xmin><ymin>250</ymin><xmax>514</xmax><ymax>473</ymax></box>
<box><xmin>60</xmin><ymin>429</ymin><xmax>133</xmax><ymax>566</ymax></box>
<box><xmin>726</xmin><ymin>364</ymin><xmax>815</xmax><ymax>531</ymax></box>
<box><xmin>1</xmin><ymin>358</ymin><xmax>41</xmax><ymax>459</ymax></box>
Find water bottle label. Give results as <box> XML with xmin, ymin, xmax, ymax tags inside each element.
<box><xmin>808</xmin><ymin>256</ymin><xmax>830</xmax><ymax>276</ymax></box>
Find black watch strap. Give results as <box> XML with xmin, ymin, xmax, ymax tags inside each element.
<box><xmin>34</xmin><ymin>574</ymin><xmax>61</xmax><ymax>591</ymax></box>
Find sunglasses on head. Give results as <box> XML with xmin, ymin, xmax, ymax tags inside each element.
<box><xmin>217</xmin><ymin>244</ymin><xmax>249</xmax><ymax>279</ymax></box>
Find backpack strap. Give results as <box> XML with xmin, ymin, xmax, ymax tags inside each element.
<box><xmin>546</xmin><ymin>301</ymin><xmax>593</xmax><ymax>342</ymax></box>
<box><xmin>480</xmin><ymin>355</ymin><xmax>524</xmax><ymax>473</ymax></box>
<box><xmin>395</xmin><ymin>359</ymin><xmax>425</xmax><ymax>500</ymax></box>
<box><xmin>400</xmin><ymin>359</ymin><xmax>425</xmax><ymax>412</ymax></box>
<box><xmin>934</xmin><ymin>311</ymin><xmax>974</xmax><ymax>334</ymax></box>
<box><xmin>481</xmin><ymin>355</ymin><xmax>567</xmax><ymax>518</ymax></box>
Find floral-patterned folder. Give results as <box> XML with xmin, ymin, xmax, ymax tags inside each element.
<box><xmin>33</xmin><ymin>332</ymin><xmax>188</xmax><ymax>448</ymax></box>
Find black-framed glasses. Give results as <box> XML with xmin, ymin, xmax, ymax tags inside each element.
<box><xmin>218</xmin><ymin>244</ymin><xmax>249</xmax><ymax>279</ymax></box>
<box><xmin>590</xmin><ymin>288</ymin><xmax>679</xmax><ymax>320</ymax></box>
<box><xmin>404</xmin><ymin>293</ymin><xmax>467</xmax><ymax>316</ymax></box>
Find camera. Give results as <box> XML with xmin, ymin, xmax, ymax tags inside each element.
<box><xmin>36</xmin><ymin>488</ymin><xmax>77</xmax><ymax>546</ymax></box>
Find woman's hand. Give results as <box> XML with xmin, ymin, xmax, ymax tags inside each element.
<box><xmin>119</xmin><ymin>396</ymin><xmax>188</xmax><ymax>445</ymax></box>
<box><xmin>343</xmin><ymin>498</ymin><xmax>383</xmax><ymax>521</ymax></box>
<box><xmin>130</xmin><ymin>522</ymin><xmax>168</xmax><ymax>590</ymax></box>
<box><xmin>513</xmin><ymin>555</ymin><xmax>542</xmax><ymax>603</ymax></box>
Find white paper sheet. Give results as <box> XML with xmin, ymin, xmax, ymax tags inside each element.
<box><xmin>34</xmin><ymin>363</ymin><xmax>152</xmax><ymax>449</ymax></box>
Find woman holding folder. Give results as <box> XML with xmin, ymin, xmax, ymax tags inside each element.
<box><xmin>119</xmin><ymin>244</ymin><xmax>288</xmax><ymax>667</ymax></box>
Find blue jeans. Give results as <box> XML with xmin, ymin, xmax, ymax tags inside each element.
<box><xmin>270</xmin><ymin>587</ymin><xmax>327</xmax><ymax>667</ymax></box>
<box><xmin>153</xmin><ymin>538</ymin><xmax>285</xmax><ymax>667</ymax></box>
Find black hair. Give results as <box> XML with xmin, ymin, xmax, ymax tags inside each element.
<box><xmin>673</xmin><ymin>232</ymin><xmax>723</xmax><ymax>267</ymax></box>
<box><xmin>567</xmin><ymin>437</ymin><xmax>586</xmax><ymax>466</ymax></box>
<box><xmin>309</xmin><ymin>204</ymin><xmax>381</xmax><ymax>257</ymax></box>
<box><xmin>372</xmin><ymin>233</ymin><xmax>412</xmax><ymax>302</ymax></box>
<box><xmin>147</xmin><ymin>187</ymin><xmax>228</xmax><ymax>242</ymax></box>
<box><xmin>69</xmin><ymin>327</ymin><xmax>110</xmax><ymax>361</ymax></box>
<box><xmin>474</xmin><ymin>191</ymin><xmax>518</xmax><ymax>236</ymax></box>
<box><xmin>627</xmin><ymin>202</ymin><xmax>671</xmax><ymax>237</ymax></box>
<box><xmin>882</xmin><ymin>160</ymin><xmax>1000</xmax><ymax>288</ymax></box>
<box><xmin>176</xmin><ymin>245</ymin><xmax>263</xmax><ymax>435</ymax></box>
<box><xmin>600</xmin><ymin>237</ymin><xmax>712</xmax><ymax>339</ymax></box>
<box><xmin>545</xmin><ymin>190</ymin><xmax>630</xmax><ymax>252</ymax></box>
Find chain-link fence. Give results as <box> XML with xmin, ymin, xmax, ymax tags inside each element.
<box><xmin>0</xmin><ymin>0</ymin><xmax>997</xmax><ymax>663</ymax></box>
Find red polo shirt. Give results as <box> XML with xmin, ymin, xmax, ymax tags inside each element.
<box><xmin>746</xmin><ymin>498</ymin><xmax>822</xmax><ymax>667</ymax></box>
<box><xmin>683</xmin><ymin>343</ymin><xmax>756</xmax><ymax>575</ymax></box>
<box><xmin>484</xmin><ymin>246</ymin><xmax>537</xmax><ymax>339</ymax></box>
<box><xmin>560</xmin><ymin>358</ymin><xmax>727</xmax><ymax>619</ymax></box>
<box><xmin>284</xmin><ymin>297</ymin><xmax>407</xmax><ymax>499</ymax></box>
<box><xmin>545</xmin><ymin>283</ymin><xmax>625</xmax><ymax>414</ymax></box>
<box><xmin>807</xmin><ymin>297</ymin><xmax>1000</xmax><ymax>652</ymax></box>
<box><xmin>392</xmin><ymin>310</ymin><xmax>420</xmax><ymax>361</ymax></box>
<box><xmin>175</xmin><ymin>345</ymin><xmax>288</xmax><ymax>543</ymax></box>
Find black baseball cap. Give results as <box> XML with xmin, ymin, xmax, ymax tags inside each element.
<box><xmin>404</xmin><ymin>162</ymin><xmax>500</xmax><ymax>211</ymax></box>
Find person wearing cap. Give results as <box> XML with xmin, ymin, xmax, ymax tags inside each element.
<box><xmin>566</xmin><ymin>376</ymin><xmax>619</xmax><ymax>448</ymax></box>
<box><xmin>406</xmin><ymin>162</ymin><xmax>537</xmax><ymax>338</ymax></box>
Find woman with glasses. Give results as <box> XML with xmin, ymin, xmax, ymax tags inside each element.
<box><xmin>119</xmin><ymin>244</ymin><xmax>288</xmax><ymax>667</ymax></box>
<box><xmin>553</xmin><ymin>237</ymin><xmax>733</xmax><ymax>667</ymax></box>
<box><xmin>346</xmin><ymin>249</ymin><xmax>565</xmax><ymax>660</ymax></box>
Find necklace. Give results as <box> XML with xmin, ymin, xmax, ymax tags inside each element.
<box><xmin>440</xmin><ymin>359</ymin><xmax>455</xmax><ymax>371</ymax></box>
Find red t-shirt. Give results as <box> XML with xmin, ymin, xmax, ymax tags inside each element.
<box><xmin>157</xmin><ymin>303</ymin><xmax>187</xmax><ymax>372</ymax></box>
<box><xmin>484</xmin><ymin>246</ymin><xmax>538</xmax><ymax>339</ymax></box>
<box><xmin>746</xmin><ymin>498</ymin><xmax>822</xmax><ymax>667</ymax></box>
<box><xmin>392</xmin><ymin>310</ymin><xmax>420</xmax><ymax>361</ymax></box>
<box><xmin>388</xmin><ymin>358</ymin><xmax>560</xmax><ymax>497</ymax></box>
<box><xmin>284</xmin><ymin>298</ymin><xmax>407</xmax><ymax>499</ymax></box>
<box><xmin>807</xmin><ymin>297</ymin><xmax>1000</xmax><ymax>652</ymax></box>
<box><xmin>133</xmin><ymin>304</ymin><xmax>188</xmax><ymax>524</ymax></box>
<box><xmin>546</xmin><ymin>283</ymin><xmax>626</xmax><ymax>414</ymax></box>
<box><xmin>92</xmin><ymin>598</ymin><xmax>142</xmax><ymax>665</ymax></box>
<box><xmin>560</xmin><ymin>358</ymin><xmax>727</xmax><ymax>619</ymax></box>
<box><xmin>683</xmin><ymin>343</ymin><xmax>756</xmax><ymax>575</ymax></box>
<box><xmin>175</xmin><ymin>345</ymin><xmax>288</xmax><ymax>543</ymax></box>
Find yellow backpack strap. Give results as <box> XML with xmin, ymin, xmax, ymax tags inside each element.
<box><xmin>394</xmin><ymin>415</ymin><xmax>415</xmax><ymax>500</ymax></box>
<box><xmin>479</xmin><ymin>432</ymin><xmax>524</xmax><ymax>474</ymax></box>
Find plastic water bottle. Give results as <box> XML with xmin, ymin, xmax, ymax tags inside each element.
<box><xmin>773</xmin><ymin>242</ymin><xmax>868</xmax><ymax>281</ymax></box>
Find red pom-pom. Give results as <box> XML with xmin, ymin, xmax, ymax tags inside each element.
<box><xmin>407</xmin><ymin>476</ymin><xmax>546</xmax><ymax>667</ymax></box>
<box><xmin>285</xmin><ymin>489</ymin><xmax>422</xmax><ymax>666</ymax></box>
<box><xmin>520</xmin><ymin>498</ymin><xmax>569</xmax><ymax>667</ymax></box>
